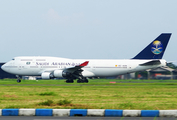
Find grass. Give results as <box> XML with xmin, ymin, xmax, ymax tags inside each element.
<box><xmin>57</xmin><ymin>99</ymin><xmax>72</xmax><ymax>105</ymax></box>
<box><xmin>38</xmin><ymin>92</ymin><xmax>56</xmax><ymax>96</ymax></box>
<box><xmin>1</xmin><ymin>79</ymin><xmax>177</xmax><ymax>109</ymax></box>
<box><xmin>38</xmin><ymin>99</ymin><xmax>54</xmax><ymax>106</ymax></box>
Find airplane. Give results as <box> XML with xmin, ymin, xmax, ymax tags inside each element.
<box><xmin>1</xmin><ymin>33</ymin><xmax>171</xmax><ymax>83</ymax></box>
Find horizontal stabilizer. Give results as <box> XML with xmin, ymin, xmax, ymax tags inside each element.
<box><xmin>139</xmin><ymin>60</ymin><xmax>161</xmax><ymax>66</ymax></box>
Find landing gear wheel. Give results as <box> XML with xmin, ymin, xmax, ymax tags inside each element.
<box><xmin>77</xmin><ymin>79</ymin><xmax>82</xmax><ymax>83</ymax></box>
<box><xmin>17</xmin><ymin>79</ymin><xmax>21</xmax><ymax>83</ymax></box>
<box><xmin>84</xmin><ymin>79</ymin><xmax>88</xmax><ymax>83</ymax></box>
<box><xmin>66</xmin><ymin>79</ymin><xmax>74</xmax><ymax>83</ymax></box>
<box><xmin>83</xmin><ymin>78</ymin><xmax>88</xmax><ymax>83</ymax></box>
<box><xmin>77</xmin><ymin>78</ymin><xmax>88</xmax><ymax>83</ymax></box>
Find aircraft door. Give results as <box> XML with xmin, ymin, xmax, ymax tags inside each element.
<box><xmin>92</xmin><ymin>64</ymin><xmax>96</xmax><ymax>71</ymax></box>
<box><xmin>128</xmin><ymin>63</ymin><xmax>136</xmax><ymax>73</ymax></box>
<box><xmin>18</xmin><ymin>63</ymin><xmax>22</xmax><ymax>70</ymax></box>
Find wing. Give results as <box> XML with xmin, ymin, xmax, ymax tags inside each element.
<box><xmin>62</xmin><ymin>61</ymin><xmax>89</xmax><ymax>79</ymax></box>
<box><xmin>41</xmin><ymin>61</ymin><xmax>89</xmax><ymax>80</ymax></box>
<box><xmin>65</xmin><ymin>61</ymin><xmax>89</xmax><ymax>73</ymax></box>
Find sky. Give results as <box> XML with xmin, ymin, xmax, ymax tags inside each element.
<box><xmin>0</xmin><ymin>0</ymin><xmax>176</xmax><ymax>63</ymax></box>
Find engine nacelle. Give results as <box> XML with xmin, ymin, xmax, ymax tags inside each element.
<box><xmin>53</xmin><ymin>70</ymin><xmax>63</xmax><ymax>78</ymax></box>
<box><xmin>41</xmin><ymin>72</ymin><xmax>52</xmax><ymax>79</ymax></box>
<box><xmin>53</xmin><ymin>70</ymin><xmax>71</xmax><ymax>79</ymax></box>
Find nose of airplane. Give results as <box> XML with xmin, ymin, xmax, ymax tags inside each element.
<box><xmin>1</xmin><ymin>64</ymin><xmax>7</xmax><ymax>72</ymax></box>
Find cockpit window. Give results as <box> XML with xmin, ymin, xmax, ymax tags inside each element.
<box><xmin>12</xmin><ymin>58</ymin><xmax>15</xmax><ymax>60</ymax></box>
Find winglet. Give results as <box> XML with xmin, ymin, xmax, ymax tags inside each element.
<box><xmin>79</xmin><ymin>61</ymin><xmax>89</xmax><ymax>66</ymax></box>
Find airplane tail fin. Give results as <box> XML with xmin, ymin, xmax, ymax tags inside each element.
<box><xmin>133</xmin><ymin>33</ymin><xmax>171</xmax><ymax>59</ymax></box>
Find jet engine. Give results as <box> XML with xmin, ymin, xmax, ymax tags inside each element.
<box><xmin>53</xmin><ymin>70</ymin><xmax>71</xmax><ymax>78</ymax></box>
<box><xmin>41</xmin><ymin>70</ymin><xmax>74</xmax><ymax>79</ymax></box>
<box><xmin>41</xmin><ymin>72</ymin><xmax>52</xmax><ymax>79</ymax></box>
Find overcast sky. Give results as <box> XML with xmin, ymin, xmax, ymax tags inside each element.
<box><xmin>0</xmin><ymin>0</ymin><xmax>176</xmax><ymax>63</ymax></box>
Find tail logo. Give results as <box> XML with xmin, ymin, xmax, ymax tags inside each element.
<box><xmin>151</xmin><ymin>40</ymin><xmax>163</xmax><ymax>55</ymax></box>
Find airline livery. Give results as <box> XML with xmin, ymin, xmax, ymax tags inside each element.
<box><xmin>1</xmin><ymin>33</ymin><xmax>171</xmax><ymax>83</ymax></box>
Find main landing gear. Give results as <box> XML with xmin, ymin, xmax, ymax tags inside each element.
<box><xmin>66</xmin><ymin>78</ymin><xmax>89</xmax><ymax>83</ymax></box>
<box><xmin>66</xmin><ymin>79</ymin><xmax>74</xmax><ymax>83</ymax></box>
<box><xmin>77</xmin><ymin>78</ymin><xmax>88</xmax><ymax>83</ymax></box>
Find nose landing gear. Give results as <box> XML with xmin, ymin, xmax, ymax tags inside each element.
<box><xmin>17</xmin><ymin>79</ymin><xmax>21</xmax><ymax>83</ymax></box>
<box><xmin>16</xmin><ymin>75</ymin><xmax>21</xmax><ymax>83</ymax></box>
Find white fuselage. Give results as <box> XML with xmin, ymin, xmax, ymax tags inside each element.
<box><xmin>1</xmin><ymin>56</ymin><xmax>166</xmax><ymax>77</ymax></box>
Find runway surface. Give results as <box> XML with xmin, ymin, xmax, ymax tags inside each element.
<box><xmin>0</xmin><ymin>116</ymin><xmax>177</xmax><ymax>120</ymax></box>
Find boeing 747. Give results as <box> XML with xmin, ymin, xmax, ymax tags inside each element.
<box><xmin>1</xmin><ymin>33</ymin><xmax>171</xmax><ymax>83</ymax></box>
